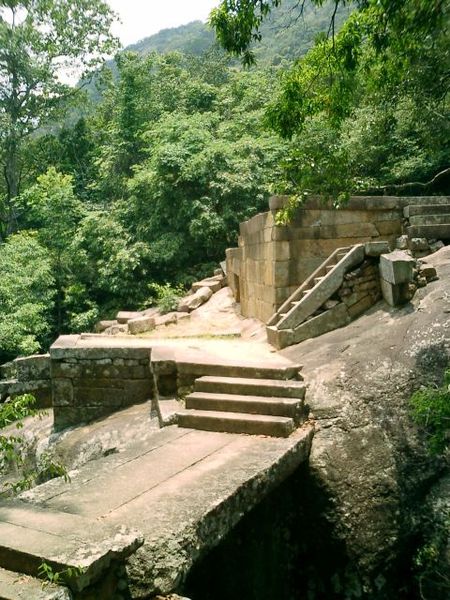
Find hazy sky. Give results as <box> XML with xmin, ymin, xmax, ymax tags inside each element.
<box><xmin>107</xmin><ymin>0</ymin><xmax>220</xmax><ymax>47</ymax></box>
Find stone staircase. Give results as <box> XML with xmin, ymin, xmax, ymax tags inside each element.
<box><xmin>266</xmin><ymin>244</ymin><xmax>365</xmax><ymax>349</ymax></box>
<box><xmin>405</xmin><ymin>198</ymin><xmax>450</xmax><ymax>240</ymax></box>
<box><xmin>177</xmin><ymin>367</ymin><xmax>306</xmax><ymax>438</ymax></box>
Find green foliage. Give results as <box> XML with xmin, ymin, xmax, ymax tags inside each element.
<box><xmin>0</xmin><ymin>0</ymin><xmax>119</xmax><ymax>236</ymax></box>
<box><xmin>0</xmin><ymin>232</ymin><xmax>55</xmax><ymax>361</ymax></box>
<box><xmin>38</xmin><ymin>561</ymin><xmax>85</xmax><ymax>587</ymax></box>
<box><xmin>413</xmin><ymin>506</ymin><xmax>450</xmax><ymax>600</ymax></box>
<box><xmin>410</xmin><ymin>370</ymin><xmax>450</xmax><ymax>455</ymax></box>
<box><xmin>0</xmin><ymin>394</ymin><xmax>69</xmax><ymax>496</ymax></box>
<box><xmin>148</xmin><ymin>283</ymin><xmax>186</xmax><ymax>314</ymax></box>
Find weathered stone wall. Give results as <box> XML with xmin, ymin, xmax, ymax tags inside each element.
<box><xmin>0</xmin><ymin>354</ymin><xmax>51</xmax><ymax>407</ymax></box>
<box><xmin>226</xmin><ymin>196</ymin><xmax>413</xmax><ymax>323</ymax></box>
<box><xmin>50</xmin><ymin>337</ymin><xmax>153</xmax><ymax>430</ymax></box>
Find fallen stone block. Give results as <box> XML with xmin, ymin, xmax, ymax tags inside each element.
<box><xmin>155</xmin><ymin>312</ymin><xmax>178</xmax><ymax>327</ymax></box>
<box><xmin>419</xmin><ymin>266</ymin><xmax>438</xmax><ymax>282</ymax></box>
<box><xmin>396</xmin><ymin>235</ymin><xmax>409</xmax><ymax>250</ymax></box>
<box><xmin>128</xmin><ymin>316</ymin><xmax>156</xmax><ymax>335</ymax></box>
<box><xmin>104</xmin><ymin>324</ymin><xmax>128</xmax><ymax>335</ymax></box>
<box><xmin>95</xmin><ymin>320</ymin><xmax>117</xmax><ymax>333</ymax></box>
<box><xmin>116</xmin><ymin>311</ymin><xmax>143</xmax><ymax>324</ymax></box>
<box><xmin>364</xmin><ymin>241</ymin><xmax>391</xmax><ymax>256</ymax></box>
<box><xmin>379</xmin><ymin>251</ymin><xmax>415</xmax><ymax>285</ymax></box>
<box><xmin>347</xmin><ymin>293</ymin><xmax>375</xmax><ymax>318</ymax></box>
<box><xmin>409</xmin><ymin>237</ymin><xmax>429</xmax><ymax>252</ymax></box>
<box><xmin>430</xmin><ymin>240</ymin><xmax>445</xmax><ymax>253</ymax></box>
<box><xmin>416</xmin><ymin>275</ymin><xmax>427</xmax><ymax>288</ymax></box>
<box><xmin>177</xmin><ymin>287</ymin><xmax>213</xmax><ymax>312</ymax></box>
<box><xmin>191</xmin><ymin>276</ymin><xmax>223</xmax><ymax>293</ymax></box>
<box><xmin>141</xmin><ymin>307</ymin><xmax>160</xmax><ymax>318</ymax></box>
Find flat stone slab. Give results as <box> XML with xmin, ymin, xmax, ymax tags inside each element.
<box><xmin>0</xmin><ymin>502</ymin><xmax>143</xmax><ymax>592</ymax></box>
<box><xmin>7</xmin><ymin>423</ymin><xmax>313</xmax><ymax>598</ymax></box>
<box><xmin>0</xmin><ymin>566</ymin><xmax>71</xmax><ymax>599</ymax></box>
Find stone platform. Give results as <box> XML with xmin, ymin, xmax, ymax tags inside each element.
<box><xmin>0</xmin><ymin>421</ymin><xmax>313</xmax><ymax>597</ymax></box>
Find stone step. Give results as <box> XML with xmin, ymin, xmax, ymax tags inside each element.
<box><xmin>174</xmin><ymin>356</ymin><xmax>302</xmax><ymax>382</ymax></box>
<box><xmin>194</xmin><ymin>376</ymin><xmax>306</xmax><ymax>399</ymax></box>
<box><xmin>409</xmin><ymin>213</ymin><xmax>450</xmax><ymax>226</ymax></box>
<box><xmin>406</xmin><ymin>224</ymin><xmax>450</xmax><ymax>239</ymax></box>
<box><xmin>177</xmin><ymin>409</ymin><xmax>296</xmax><ymax>437</ymax></box>
<box><xmin>185</xmin><ymin>391</ymin><xmax>303</xmax><ymax>419</ymax></box>
<box><xmin>405</xmin><ymin>204</ymin><xmax>450</xmax><ymax>218</ymax></box>
<box><xmin>0</xmin><ymin>566</ymin><xmax>71</xmax><ymax>600</ymax></box>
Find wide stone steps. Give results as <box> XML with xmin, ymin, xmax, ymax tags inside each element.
<box><xmin>177</xmin><ymin>371</ymin><xmax>307</xmax><ymax>437</ymax></box>
<box><xmin>409</xmin><ymin>213</ymin><xmax>450</xmax><ymax>225</ymax></box>
<box><xmin>404</xmin><ymin>203</ymin><xmax>450</xmax><ymax>217</ymax></box>
<box><xmin>177</xmin><ymin>409</ymin><xmax>296</xmax><ymax>438</ymax></box>
<box><xmin>185</xmin><ymin>391</ymin><xmax>303</xmax><ymax>418</ymax></box>
<box><xmin>194</xmin><ymin>375</ymin><xmax>306</xmax><ymax>399</ymax></box>
<box><xmin>406</xmin><ymin>224</ymin><xmax>450</xmax><ymax>239</ymax></box>
<box><xmin>404</xmin><ymin>202</ymin><xmax>450</xmax><ymax>240</ymax></box>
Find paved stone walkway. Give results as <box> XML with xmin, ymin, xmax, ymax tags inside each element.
<box><xmin>1</xmin><ymin>420</ymin><xmax>313</xmax><ymax>597</ymax></box>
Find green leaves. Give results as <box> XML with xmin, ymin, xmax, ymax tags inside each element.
<box><xmin>0</xmin><ymin>231</ymin><xmax>54</xmax><ymax>360</ymax></box>
<box><xmin>410</xmin><ymin>370</ymin><xmax>450</xmax><ymax>455</ymax></box>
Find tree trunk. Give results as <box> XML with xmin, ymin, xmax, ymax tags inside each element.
<box><xmin>2</xmin><ymin>137</ymin><xmax>20</xmax><ymax>237</ymax></box>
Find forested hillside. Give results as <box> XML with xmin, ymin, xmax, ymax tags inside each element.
<box><xmin>0</xmin><ymin>0</ymin><xmax>448</xmax><ymax>362</ymax></box>
<box><xmin>128</xmin><ymin>0</ymin><xmax>351</xmax><ymax>65</ymax></box>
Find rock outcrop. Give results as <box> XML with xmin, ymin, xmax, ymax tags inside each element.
<box><xmin>281</xmin><ymin>246</ymin><xmax>450</xmax><ymax>598</ymax></box>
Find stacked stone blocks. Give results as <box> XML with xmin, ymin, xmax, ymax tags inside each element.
<box><xmin>51</xmin><ymin>339</ymin><xmax>152</xmax><ymax>430</ymax></box>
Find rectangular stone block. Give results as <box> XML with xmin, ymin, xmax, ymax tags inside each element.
<box><xmin>347</xmin><ymin>294</ymin><xmax>375</xmax><ymax>318</ymax></box>
<box><xmin>52</xmin><ymin>378</ymin><xmax>73</xmax><ymax>407</ymax></box>
<box><xmin>375</xmin><ymin>220</ymin><xmax>402</xmax><ymax>236</ymax></box>
<box><xmin>364</xmin><ymin>241</ymin><xmax>391</xmax><ymax>256</ymax></box>
<box><xmin>380</xmin><ymin>278</ymin><xmax>410</xmax><ymax>306</ymax></box>
<box><xmin>74</xmin><ymin>387</ymin><xmax>124</xmax><ymax>407</ymax></box>
<box><xmin>128</xmin><ymin>316</ymin><xmax>155</xmax><ymax>335</ymax></box>
<box><xmin>379</xmin><ymin>251</ymin><xmax>415</xmax><ymax>284</ymax></box>
<box><xmin>268</xmin><ymin>241</ymin><xmax>291</xmax><ymax>261</ymax></box>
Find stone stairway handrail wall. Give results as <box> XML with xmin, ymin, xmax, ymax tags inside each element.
<box><xmin>267</xmin><ymin>246</ymin><xmax>349</xmax><ymax>327</ymax></box>
<box><xmin>270</xmin><ymin>244</ymin><xmax>365</xmax><ymax>330</ymax></box>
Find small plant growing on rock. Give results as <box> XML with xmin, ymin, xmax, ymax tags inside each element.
<box><xmin>0</xmin><ymin>394</ymin><xmax>69</xmax><ymax>496</ymax></box>
<box><xmin>410</xmin><ymin>369</ymin><xmax>450</xmax><ymax>455</ymax></box>
<box><xmin>38</xmin><ymin>561</ymin><xmax>86</xmax><ymax>587</ymax></box>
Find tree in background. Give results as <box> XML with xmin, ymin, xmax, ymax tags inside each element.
<box><xmin>212</xmin><ymin>0</ymin><xmax>450</xmax><ymax>201</ymax></box>
<box><xmin>0</xmin><ymin>232</ymin><xmax>54</xmax><ymax>361</ymax></box>
<box><xmin>0</xmin><ymin>0</ymin><xmax>119</xmax><ymax>239</ymax></box>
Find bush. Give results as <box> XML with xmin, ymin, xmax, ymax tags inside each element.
<box><xmin>410</xmin><ymin>369</ymin><xmax>450</xmax><ymax>455</ymax></box>
<box><xmin>148</xmin><ymin>283</ymin><xmax>185</xmax><ymax>314</ymax></box>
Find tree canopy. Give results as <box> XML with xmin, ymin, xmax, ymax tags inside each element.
<box><xmin>0</xmin><ymin>0</ymin><xmax>119</xmax><ymax>238</ymax></box>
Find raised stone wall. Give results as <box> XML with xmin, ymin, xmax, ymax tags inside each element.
<box><xmin>0</xmin><ymin>354</ymin><xmax>51</xmax><ymax>407</ymax></box>
<box><xmin>50</xmin><ymin>336</ymin><xmax>153</xmax><ymax>430</ymax></box>
<box><xmin>226</xmin><ymin>196</ymin><xmax>445</xmax><ymax>323</ymax></box>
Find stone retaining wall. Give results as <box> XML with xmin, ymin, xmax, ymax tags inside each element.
<box><xmin>0</xmin><ymin>354</ymin><xmax>51</xmax><ymax>407</ymax></box>
<box><xmin>50</xmin><ymin>338</ymin><xmax>153</xmax><ymax>430</ymax></box>
<box><xmin>226</xmin><ymin>195</ymin><xmax>446</xmax><ymax>323</ymax></box>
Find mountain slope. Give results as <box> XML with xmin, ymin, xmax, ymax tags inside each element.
<box><xmin>125</xmin><ymin>0</ymin><xmax>352</xmax><ymax>65</ymax></box>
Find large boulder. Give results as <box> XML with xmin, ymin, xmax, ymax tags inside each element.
<box><xmin>281</xmin><ymin>246</ymin><xmax>450</xmax><ymax>598</ymax></box>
